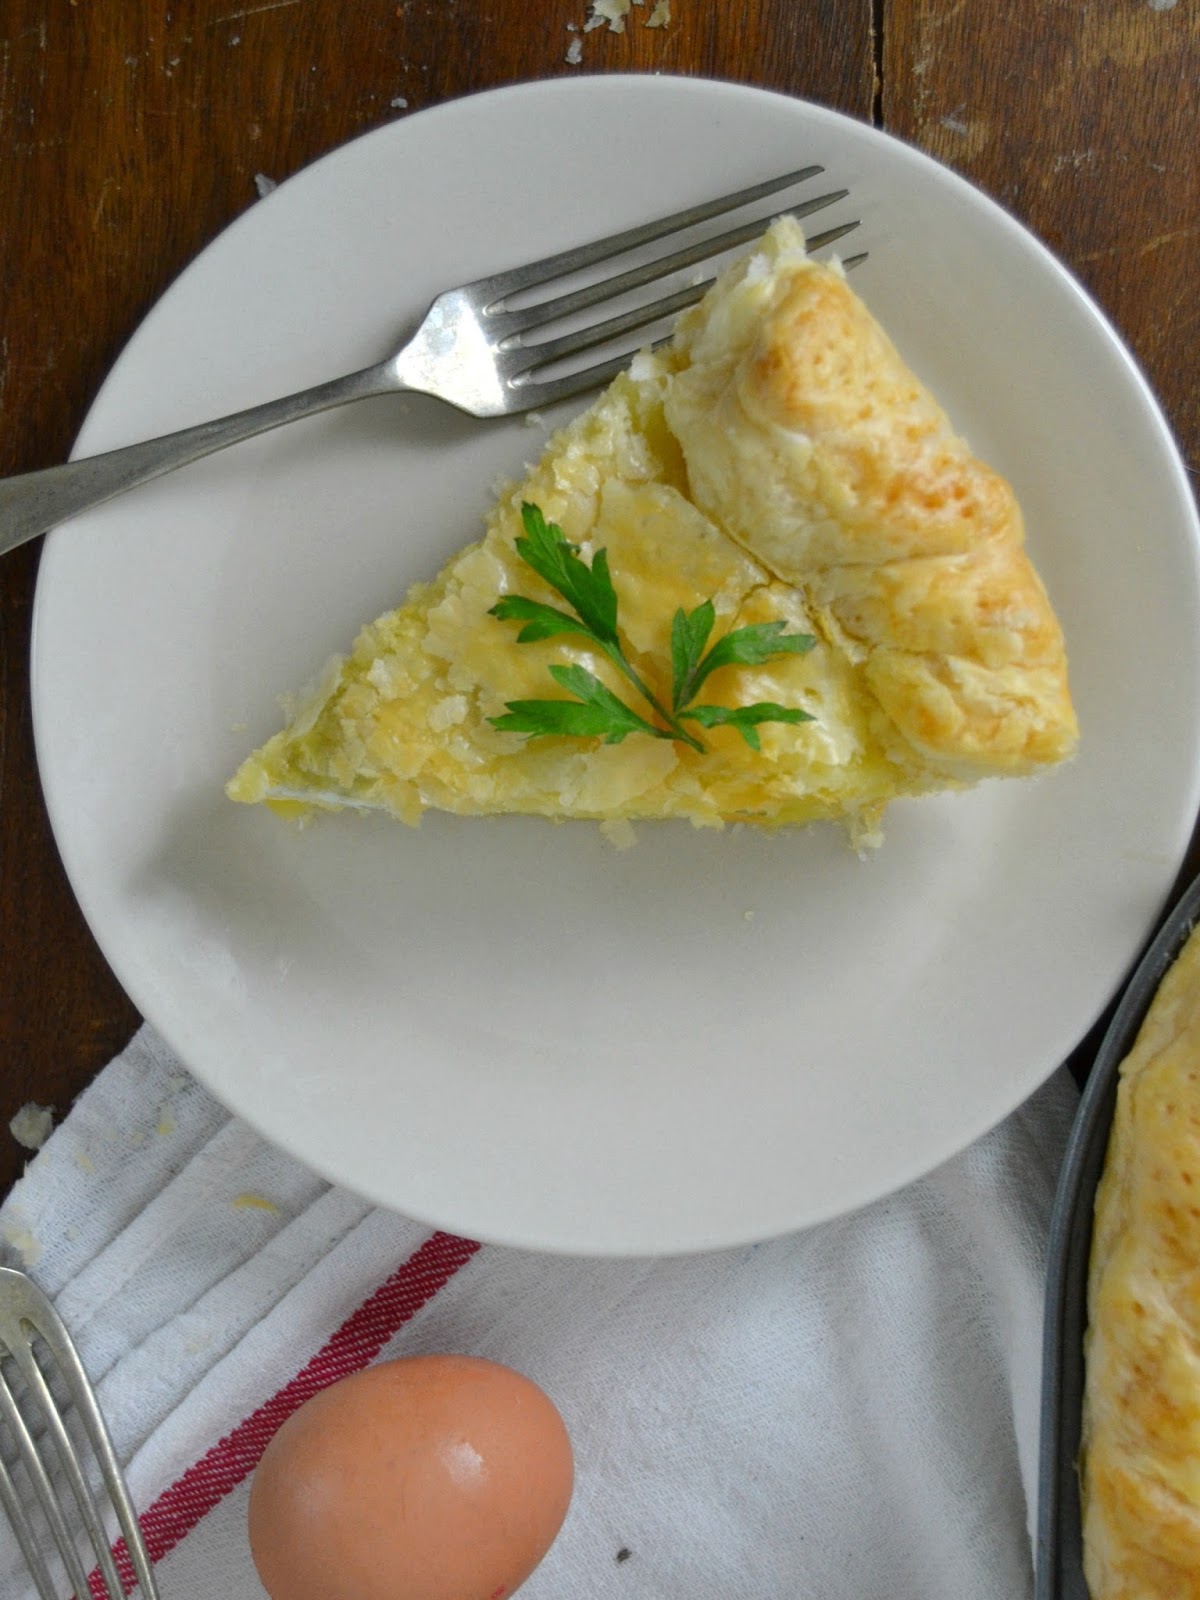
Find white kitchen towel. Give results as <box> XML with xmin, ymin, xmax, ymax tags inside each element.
<box><xmin>0</xmin><ymin>1024</ymin><xmax>1078</xmax><ymax>1600</ymax></box>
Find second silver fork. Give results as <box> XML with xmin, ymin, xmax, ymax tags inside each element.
<box><xmin>0</xmin><ymin>167</ymin><xmax>861</xmax><ymax>558</ymax></box>
<box><xmin>0</xmin><ymin>1266</ymin><xmax>158</xmax><ymax>1600</ymax></box>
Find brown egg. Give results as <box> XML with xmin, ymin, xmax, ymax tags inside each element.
<box><xmin>247</xmin><ymin>1354</ymin><xmax>574</xmax><ymax>1600</ymax></box>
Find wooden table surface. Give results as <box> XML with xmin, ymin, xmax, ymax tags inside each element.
<box><xmin>0</xmin><ymin>0</ymin><xmax>1196</xmax><ymax>1197</ymax></box>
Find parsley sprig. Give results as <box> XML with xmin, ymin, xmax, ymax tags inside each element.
<box><xmin>487</xmin><ymin>503</ymin><xmax>816</xmax><ymax>753</ymax></box>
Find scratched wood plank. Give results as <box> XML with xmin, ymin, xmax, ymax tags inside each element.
<box><xmin>882</xmin><ymin>0</ymin><xmax>1200</xmax><ymax>511</ymax></box>
<box><xmin>0</xmin><ymin>0</ymin><xmax>873</xmax><ymax>1193</ymax></box>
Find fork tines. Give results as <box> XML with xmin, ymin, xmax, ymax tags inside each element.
<box><xmin>478</xmin><ymin>166</ymin><xmax>864</xmax><ymax>403</ymax></box>
<box><xmin>0</xmin><ymin>1268</ymin><xmax>158</xmax><ymax>1600</ymax></box>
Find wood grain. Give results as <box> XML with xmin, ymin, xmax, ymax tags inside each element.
<box><xmin>883</xmin><ymin>0</ymin><xmax>1200</xmax><ymax>474</ymax></box>
<box><xmin>0</xmin><ymin>1</ymin><xmax>874</xmax><ymax>1189</ymax></box>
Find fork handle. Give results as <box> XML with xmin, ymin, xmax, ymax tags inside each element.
<box><xmin>0</xmin><ymin>360</ymin><xmax>398</xmax><ymax>558</ymax></box>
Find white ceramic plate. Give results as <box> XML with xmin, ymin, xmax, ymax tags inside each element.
<box><xmin>32</xmin><ymin>77</ymin><xmax>1200</xmax><ymax>1255</ymax></box>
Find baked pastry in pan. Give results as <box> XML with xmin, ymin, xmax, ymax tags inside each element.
<box><xmin>1082</xmin><ymin>917</ymin><xmax>1200</xmax><ymax>1599</ymax></box>
<box><xmin>227</xmin><ymin>218</ymin><xmax>1077</xmax><ymax>842</ymax></box>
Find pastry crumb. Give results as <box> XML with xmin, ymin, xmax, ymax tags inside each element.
<box><xmin>565</xmin><ymin>35</ymin><xmax>583</xmax><ymax>62</ymax></box>
<box><xmin>1</xmin><ymin>1216</ymin><xmax>41</xmax><ymax>1266</ymax></box>
<box><xmin>586</xmin><ymin>0</ymin><xmax>630</xmax><ymax>31</ymax></box>
<box><xmin>600</xmin><ymin>818</ymin><xmax>638</xmax><ymax>850</ymax></box>
<box><xmin>9</xmin><ymin>1103</ymin><xmax>54</xmax><ymax>1151</ymax></box>
<box><xmin>645</xmin><ymin>0</ymin><xmax>670</xmax><ymax>23</ymax></box>
<box><xmin>232</xmin><ymin>1192</ymin><xmax>281</xmax><ymax>1214</ymax></box>
<box><xmin>253</xmin><ymin>172</ymin><xmax>277</xmax><ymax>199</ymax></box>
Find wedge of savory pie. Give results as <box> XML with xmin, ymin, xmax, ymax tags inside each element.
<box><xmin>1082</xmin><ymin>922</ymin><xmax>1200</xmax><ymax>1599</ymax></box>
<box><xmin>227</xmin><ymin>217</ymin><xmax>1077</xmax><ymax>844</ymax></box>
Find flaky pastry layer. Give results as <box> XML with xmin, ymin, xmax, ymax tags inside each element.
<box><xmin>1083</xmin><ymin>921</ymin><xmax>1200</xmax><ymax>1600</ymax></box>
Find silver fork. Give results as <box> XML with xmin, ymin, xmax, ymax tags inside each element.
<box><xmin>0</xmin><ymin>167</ymin><xmax>861</xmax><ymax>559</ymax></box>
<box><xmin>0</xmin><ymin>1266</ymin><xmax>158</xmax><ymax>1600</ymax></box>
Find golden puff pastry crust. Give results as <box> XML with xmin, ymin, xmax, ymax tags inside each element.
<box><xmin>665</xmin><ymin>220</ymin><xmax>1077</xmax><ymax>778</ymax></box>
<box><xmin>1082</xmin><ymin>922</ymin><xmax>1200</xmax><ymax>1600</ymax></box>
<box><xmin>227</xmin><ymin>218</ymin><xmax>1077</xmax><ymax>838</ymax></box>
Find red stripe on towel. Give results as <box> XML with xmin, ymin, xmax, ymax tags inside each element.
<box><xmin>89</xmin><ymin>1229</ymin><xmax>480</xmax><ymax>1598</ymax></box>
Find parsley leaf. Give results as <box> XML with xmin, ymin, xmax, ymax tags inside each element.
<box><xmin>490</xmin><ymin>665</ymin><xmax>662</xmax><ymax>745</ymax></box>
<box><xmin>508</xmin><ymin>502</ymin><xmax>619</xmax><ymax>646</ymax></box>
<box><xmin>680</xmin><ymin>618</ymin><xmax>816</xmax><ymax>705</ymax></box>
<box><xmin>487</xmin><ymin>502</ymin><xmax>819</xmax><ymax>755</ymax></box>
<box><xmin>682</xmin><ymin>701</ymin><xmax>815</xmax><ymax>752</ymax></box>
<box><xmin>489</xmin><ymin>594</ymin><xmax>593</xmax><ymax>645</ymax></box>
<box><xmin>670</xmin><ymin>600</ymin><xmax>717</xmax><ymax>712</ymax></box>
